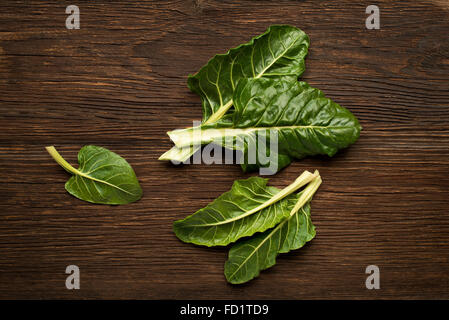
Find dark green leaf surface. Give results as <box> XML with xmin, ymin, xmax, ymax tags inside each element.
<box><xmin>224</xmin><ymin>202</ymin><xmax>315</xmax><ymax>284</ymax></box>
<box><xmin>159</xmin><ymin>25</ymin><xmax>309</xmax><ymax>162</ymax></box>
<box><xmin>188</xmin><ymin>25</ymin><xmax>310</xmax><ymax>123</ymax></box>
<box><xmin>46</xmin><ymin>145</ymin><xmax>142</xmax><ymax>205</ymax></box>
<box><xmin>173</xmin><ymin>171</ymin><xmax>315</xmax><ymax>246</ymax></box>
<box><xmin>174</xmin><ymin>177</ymin><xmax>289</xmax><ymax>246</ymax></box>
<box><xmin>168</xmin><ymin>77</ymin><xmax>361</xmax><ymax>173</ymax></box>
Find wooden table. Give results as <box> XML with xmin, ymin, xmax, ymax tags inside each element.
<box><xmin>0</xmin><ymin>0</ymin><xmax>448</xmax><ymax>299</ymax></box>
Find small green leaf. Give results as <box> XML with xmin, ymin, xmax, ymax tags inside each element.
<box><xmin>46</xmin><ymin>145</ymin><xmax>142</xmax><ymax>205</ymax></box>
<box><xmin>173</xmin><ymin>171</ymin><xmax>316</xmax><ymax>246</ymax></box>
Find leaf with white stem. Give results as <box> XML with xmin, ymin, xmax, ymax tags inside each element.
<box><xmin>46</xmin><ymin>145</ymin><xmax>142</xmax><ymax>205</ymax></box>
<box><xmin>167</xmin><ymin>78</ymin><xmax>361</xmax><ymax>173</ymax></box>
<box><xmin>173</xmin><ymin>171</ymin><xmax>316</xmax><ymax>246</ymax></box>
<box><xmin>224</xmin><ymin>171</ymin><xmax>321</xmax><ymax>284</ymax></box>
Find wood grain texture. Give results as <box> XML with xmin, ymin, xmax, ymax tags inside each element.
<box><xmin>0</xmin><ymin>0</ymin><xmax>448</xmax><ymax>299</ymax></box>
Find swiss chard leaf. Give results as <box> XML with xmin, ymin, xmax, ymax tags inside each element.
<box><xmin>46</xmin><ymin>145</ymin><xmax>142</xmax><ymax>205</ymax></box>
<box><xmin>224</xmin><ymin>174</ymin><xmax>321</xmax><ymax>284</ymax></box>
<box><xmin>173</xmin><ymin>171</ymin><xmax>316</xmax><ymax>246</ymax></box>
<box><xmin>160</xmin><ymin>25</ymin><xmax>310</xmax><ymax>162</ymax></box>
<box><xmin>188</xmin><ymin>25</ymin><xmax>309</xmax><ymax>123</ymax></box>
<box><xmin>168</xmin><ymin>77</ymin><xmax>361</xmax><ymax>173</ymax></box>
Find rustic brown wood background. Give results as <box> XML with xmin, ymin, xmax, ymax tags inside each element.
<box><xmin>0</xmin><ymin>0</ymin><xmax>448</xmax><ymax>299</ymax></box>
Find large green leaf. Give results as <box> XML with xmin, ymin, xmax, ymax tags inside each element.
<box><xmin>167</xmin><ymin>77</ymin><xmax>361</xmax><ymax>173</ymax></box>
<box><xmin>224</xmin><ymin>174</ymin><xmax>321</xmax><ymax>284</ymax></box>
<box><xmin>173</xmin><ymin>171</ymin><xmax>316</xmax><ymax>246</ymax></box>
<box><xmin>159</xmin><ymin>25</ymin><xmax>310</xmax><ymax>162</ymax></box>
<box><xmin>46</xmin><ymin>145</ymin><xmax>142</xmax><ymax>204</ymax></box>
<box><xmin>188</xmin><ymin>25</ymin><xmax>309</xmax><ymax>123</ymax></box>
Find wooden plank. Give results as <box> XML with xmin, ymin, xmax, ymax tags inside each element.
<box><xmin>0</xmin><ymin>0</ymin><xmax>448</xmax><ymax>299</ymax></box>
